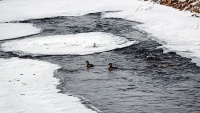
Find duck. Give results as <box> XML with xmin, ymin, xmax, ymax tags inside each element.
<box><xmin>108</xmin><ymin>63</ymin><xmax>118</xmax><ymax>71</ymax></box>
<box><xmin>86</xmin><ymin>60</ymin><xmax>94</xmax><ymax>68</ymax></box>
<box><xmin>93</xmin><ymin>43</ymin><xmax>96</xmax><ymax>47</ymax></box>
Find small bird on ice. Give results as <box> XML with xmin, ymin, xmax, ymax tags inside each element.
<box><xmin>93</xmin><ymin>43</ymin><xmax>96</xmax><ymax>47</ymax></box>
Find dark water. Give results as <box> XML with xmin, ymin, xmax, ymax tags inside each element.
<box><xmin>1</xmin><ymin>12</ymin><xmax>200</xmax><ymax>113</ymax></box>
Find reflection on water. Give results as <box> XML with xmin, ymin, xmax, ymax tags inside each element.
<box><xmin>47</xmin><ymin>47</ymin><xmax>200</xmax><ymax>113</ymax></box>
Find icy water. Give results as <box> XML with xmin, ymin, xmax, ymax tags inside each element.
<box><xmin>1</xmin><ymin>12</ymin><xmax>200</xmax><ymax>113</ymax></box>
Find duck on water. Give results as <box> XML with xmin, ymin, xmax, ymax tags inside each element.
<box><xmin>86</xmin><ymin>60</ymin><xmax>94</xmax><ymax>68</ymax></box>
<box><xmin>86</xmin><ymin>61</ymin><xmax>118</xmax><ymax>71</ymax></box>
<box><xmin>108</xmin><ymin>63</ymin><xmax>118</xmax><ymax>71</ymax></box>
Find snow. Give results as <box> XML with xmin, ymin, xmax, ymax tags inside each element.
<box><xmin>1</xmin><ymin>0</ymin><xmax>199</xmax><ymax>65</ymax></box>
<box><xmin>1</xmin><ymin>0</ymin><xmax>200</xmax><ymax>112</ymax></box>
<box><xmin>0</xmin><ymin>0</ymin><xmax>134</xmax><ymax>22</ymax></box>
<box><xmin>0</xmin><ymin>23</ymin><xmax>41</xmax><ymax>41</ymax></box>
<box><xmin>179</xmin><ymin>0</ymin><xmax>187</xmax><ymax>2</ymax></box>
<box><xmin>0</xmin><ymin>58</ymin><xmax>97</xmax><ymax>113</ymax></box>
<box><xmin>1</xmin><ymin>32</ymin><xmax>136</xmax><ymax>55</ymax></box>
<box><xmin>103</xmin><ymin>2</ymin><xmax>200</xmax><ymax>65</ymax></box>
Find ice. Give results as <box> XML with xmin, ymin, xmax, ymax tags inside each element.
<box><xmin>0</xmin><ymin>23</ymin><xmax>41</xmax><ymax>40</ymax></box>
<box><xmin>1</xmin><ymin>0</ymin><xmax>200</xmax><ymax>112</ymax></box>
<box><xmin>0</xmin><ymin>58</ymin><xmax>97</xmax><ymax>113</ymax></box>
<box><xmin>1</xmin><ymin>0</ymin><xmax>199</xmax><ymax>64</ymax></box>
<box><xmin>103</xmin><ymin>2</ymin><xmax>200</xmax><ymax>65</ymax></box>
<box><xmin>1</xmin><ymin>32</ymin><xmax>137</xmax><ymax>55</ymax></box>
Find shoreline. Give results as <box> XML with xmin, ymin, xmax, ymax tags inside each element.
<box><xmin>0</xmin><ymin>57</ymin><xmax>98</xmax><ymax>113</ymax></box>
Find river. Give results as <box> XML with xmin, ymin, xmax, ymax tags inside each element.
<box><xmin>1</xmin><ymin>12</ymin><xmax>200</xmax><ymax>113</ymax></box>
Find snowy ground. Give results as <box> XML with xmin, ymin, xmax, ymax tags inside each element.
<box><xmin>0</xmin><ymin>0</ymin><xmax>200</xmax><ymax>112</ymax></box>
<box><xmin>0</xmin><ymin>23</ymin><xmax>41</xmax><ymax>40</ymax></box>
<box><xmin>103</xmin><ymin>3</ymin><xmax>200</xmax><ymax>66</ymax></box>
<box><xmin>1</xmin><ymin>32</ymin><xmax>136</xmax><ymax>55</ymax></box>
<box><xmin>0</xmin><ymin>58</ymin><xmax>96</xmax><ymax>113</ymax></box>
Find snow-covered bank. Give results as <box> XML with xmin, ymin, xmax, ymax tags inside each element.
<box><xmin>0</xmin><ymin>23</ymin><xmax>41</xmax><ymax>40</ymax></box>
<box><xmin>1</xmin><ymin>32</ymin><xmax>136</xmax><ymax>55</ymax></box>
<box><xmin>0</xmin><ymin>58</ymin><xmax>97</xmax><ymax>113</ymax></box>
<box><xmin>0</xmin><ymin>0</ymin><xmax>134</xmax><ymax>22</ymax></box>
<box><xmin>103</xmin><ymin>2</ymin><xmax>200</xmax><ymax>66</ymax></box>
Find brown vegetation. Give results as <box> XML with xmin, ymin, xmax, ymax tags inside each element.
<box><xmin>151</xmin><ymin>0</ymin><xmax>200</xmax><ymax>13</ymax></box>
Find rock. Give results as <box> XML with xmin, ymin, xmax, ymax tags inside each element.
<box><xmin>192</xmin><ymin>14</ymin><xmax>200</xmax><ymax>18</ymax></box>
<box><xmin>168</xmin><ymin>52</ymin><xmax>176</xmax><ymax>55</ymax></box>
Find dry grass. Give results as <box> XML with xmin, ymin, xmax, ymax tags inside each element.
<box><xmin>149</xmin><ymin>0</ymin><xmax>200</xmax><ymax>13</ymax></box>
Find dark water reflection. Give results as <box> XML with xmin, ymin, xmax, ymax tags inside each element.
<box><xmin>40</xmin><ymin>44</ymin><xmax>200</xmax><ymax>113</ymax></box>
<box><xmin>1</xmin><ymin>12</ymin><xmax>200</xmax><ymax>113</ymax></box>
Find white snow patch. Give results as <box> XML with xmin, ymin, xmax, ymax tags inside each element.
<box><xmin>0</xmin><ymin>58</ymin><xmax>97</xmax><ymax>113</ymax></box>
<box><xmin>0</xmin><ymin>0</ymin><xmax>135</xmax><ymax>22</ymax></box>
<box><xmin>179</xmin><ymin>0</ymin><xmax>187</xmax><ymax>2</ymax></box>
<box><xmin>0</xmin><ymin>23</ymin><xmax>41</xmax><ymax>40</ymax></box>
<box><xmin>103</xmin><ymin>2</ymin><xmax>200</xmax><ymax>66</ymax></box>
<box><xmin>191</xmin><ymin>1</ymin><xmax>199</xmax><ymax>5</ymax></box>
<box><xmin>1</xmin><ymin>32</ymin><xmax>136</xmax><ymax>55</ymax></box>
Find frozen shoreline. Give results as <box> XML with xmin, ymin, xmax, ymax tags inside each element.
<box><xmin>0</xmin><ymin>23</ymin><xmax>41</xmax><ymax>41</ymax></box>
<box><xmin>0</xmin><ymin>58</ymin><xmax>97</xmax><ymax>113</ymax></box>
<box><xmin>1</xmin><ymin>32</ymin><xmax>137</xmax><ymax>56</ymax></box>
<box><xmin>102</xmin><ymin>2</ymin><xmax>200</xmax><ymax>66</ymax></box>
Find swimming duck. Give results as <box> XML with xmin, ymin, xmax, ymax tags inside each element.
<box><xmin>108</xmin><ymin>63</ymin><xmax>118</xmax><ymax>71</ymax></box>
<box><xmin>86</xmin><ymin>60</ymin><xmax>94</xmax><ymax>68</ymax></box>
